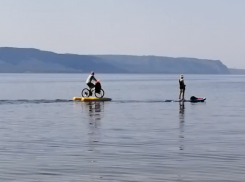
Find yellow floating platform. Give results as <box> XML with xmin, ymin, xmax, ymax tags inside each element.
<box><xmin>73</xmin><ymin>97</ymin><xmax>112</xmax><ymax>102</ymax></box>
<box><xmin>73</xmin><ymin>97</ymin><xmax>82</xmax><ymax>101</ymax></box>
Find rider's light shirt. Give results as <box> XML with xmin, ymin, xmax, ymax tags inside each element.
<box><xmin>86</xmin><ymin>74</ymin><xmax>96</xmax><ymax>84</ymax></box>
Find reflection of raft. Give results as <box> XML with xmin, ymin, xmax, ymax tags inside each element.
<box><xmin>73</xmin><ymin>97</ymin><xmax>112</xmax><ymax>102</ymax></box>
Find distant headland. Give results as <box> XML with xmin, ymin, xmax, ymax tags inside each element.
<box><xmin>0</xmin><ymin>47</ymin><xmax>239</xmax><ymax>74</ymax></box>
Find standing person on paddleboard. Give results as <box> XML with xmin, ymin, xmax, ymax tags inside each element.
<box><xmin>86</xmin><ymin>71</ymin><xmax>97</xmax><ymax>96</ymax></box>
<box><xmin>179</xmin><ymin>74</ymin><xmax>186</xmax><ymax>100</ymax></box>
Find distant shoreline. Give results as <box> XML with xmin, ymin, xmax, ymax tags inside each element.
<box><xmin>0</xmin><ymin>72</ymin><xmax>240</xmax><ymax>75</ymax></box>
<box><xmin>0</xmin><ymin>47</ymin><xmax>236</xmax><ymax>74</ymax></box>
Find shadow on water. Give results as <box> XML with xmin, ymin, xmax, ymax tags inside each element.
<box><xmin>179</xmin><ymin>102</ymin><xmax>185</xmax><ymax>151</ymax></box>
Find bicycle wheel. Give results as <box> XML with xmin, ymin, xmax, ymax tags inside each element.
<box><xmin>95</xmin><ymin>89</ymin><xmax>104</xmax><ymax>98</ymax></box>
<box><xmin>81</xmin><ymin>88</ymin><xmax>91</xmax><ymax>97</ymax></box>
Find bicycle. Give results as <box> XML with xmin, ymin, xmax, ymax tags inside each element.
<box><xmin>81</xmin><ymin>87</ymin><xmax>105</xmax><ymax>98</ymax></box>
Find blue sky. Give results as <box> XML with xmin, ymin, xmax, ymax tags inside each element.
<box><xmin>0</xmin><ymin>0</ymin><xmax>244</xmax><ymax>68</ymax></box>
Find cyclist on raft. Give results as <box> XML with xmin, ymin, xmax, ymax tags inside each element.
<box><xmin>86</xmin><ymin>71</ymin><xmax>97</xmax><ymax>96</ymax></box>
<box><xmin>179</xmin><ymin>74</ymin><xmax>186</xmax><ymax>100</ymax></box>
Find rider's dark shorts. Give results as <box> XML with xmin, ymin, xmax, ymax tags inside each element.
<box><xmin>179</xmin><ymin>86</ymin><xmax>185</xmax><ymax>91</ymax></box>
<box><xmin>87</xmin><ymin>83</ymin><xmax>94</xmax><ymax>89</ymax></box>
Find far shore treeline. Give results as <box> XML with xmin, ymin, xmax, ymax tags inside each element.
<box><xmin>0</xmin><ymin>47</ymin><xmax>242</xmax><ymax>74</ymax></box>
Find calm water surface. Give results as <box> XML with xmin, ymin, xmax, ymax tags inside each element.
<box><xmin>0</xmin><ymin>74</ymin><xmax>245</xmax><ymax>182</ymax></box>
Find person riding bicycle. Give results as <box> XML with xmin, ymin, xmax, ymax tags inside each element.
<box><xmin>86</xmin><ymin>71</ymin><xmax>97</xmax><ymax>96</ymax></box>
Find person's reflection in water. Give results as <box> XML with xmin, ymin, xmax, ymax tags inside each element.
<box><xmin>84</xmin><ymin>102</ymin><xmax>104</xmax><ymax>180</ymax></box>
<box><xmin>179</xmin><ymin>102</ymin><xmax>185</xmax><ymax>151</ymax></box>
<box><xmin>85</xmin><ymin>102</ymin><xmax>103</xmax><ymax>152</ymax></box>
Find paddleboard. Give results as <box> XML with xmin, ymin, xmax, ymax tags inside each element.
<box><xmin>164</xmin><ymin>97</ymin><xmax>206</xmax><ymax>102</ymax></box>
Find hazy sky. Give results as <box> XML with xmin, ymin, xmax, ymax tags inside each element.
<box><xmin>0</xmin><ymin>0</ymin><xmax>244</xmax><ymax>68</ymax></box>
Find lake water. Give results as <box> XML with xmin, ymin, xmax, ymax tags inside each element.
<box><xmin>0</xmin><ymin>73</ymin><xmax>245</xmax><ymax>182</ymax></box>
